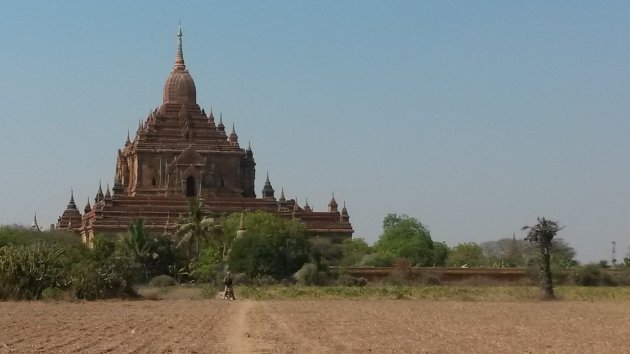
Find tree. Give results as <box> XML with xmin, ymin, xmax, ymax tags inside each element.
<box><xmin>374</xmin><ymin>214</ymin><xmax>434</xmax><ymax>266</ymax></box>
<box><xmin>523</xmin><ymin>217</ymin><xmax>563</xmax><ymax>299</ymax></box>
<box><xmin>446</xmin><ymin>242</ymin><xmax>486</xmax><ymax>267</ymax></box>
<box><xmin>119</xmin><ymin>219</ymin><xmax>186</xmax><ymax>281</ymax></box>
<box><xmin>482</xmin><ymin>236</ymin><xmax>576</xmax><ymax>268</ymax></box>
<box><xmin>309</xmin><ymin>237</ymin><xmax>343</xmax><ymax>269</ymax></box>
<box><xmin>341</xmin><ymin>238</ymin><xmax>371</xmax><ymax>267</ymax></box>
<box><xmin>432</xmin><ymin>241</ymin><xmax>449</xmax><ymax>266</ymax></box>
<box><xmin>176</xmin><ymin>198</ymin><xmax>219</xmax><ymax>260</ymax></box>
<box><xmin>227</xmin><ymin>211</ymin><xmax>310</xmax><ymax>279</ymax></box>
<box><xmin>119</xmin><ymin>219</ymin><xmax>153</xmax><ymax>281</ymax></box>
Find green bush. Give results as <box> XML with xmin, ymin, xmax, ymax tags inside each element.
<box><xmin>336</xmin><ymin>274</ymin><xmax>368</xmax><ymax>287</ymax></box>
<box><xmin>72</xmin><ymin>256</ymin><xmax>137</xmax><ymax>300</ymax></box>
<box><xmin>573</xmin><ymin>264</ymin><xmax>616</xmax><ymax>287</ymax></box>
<box><xmin>0</xmin><ymin>226</ymin><xmax>82</xmax><ymax>248</ymax></box>
<box><xmin>0</xmin><ymin>244</ymin><xmax>71</xmax><ymax>300</ymax></box>
<box><xmin>612</xmin><ymin>268</ymin><xmax>630</xmax><ymax>286</ymax></box>
<box><xmin>41</xmin><ymin>287</ymin><xmax>74</xmax><ymax>302</ymax></box>
<box><xmin>190</xmin><ymin>248</ymin><xmax>223</xmax><ymax>283</ymax></box>
<box><xmin>149</xmin><ymin>274</ymin><xmax>178</xmax><ymax>287</ymax></box>
<box><xmin>253</xmin><ymin>274</ymin><xmax>277</xmax><ymax>286</ymax></box>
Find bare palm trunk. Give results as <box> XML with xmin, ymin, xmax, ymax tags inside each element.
<box><xmin>540</xmin><ymin>243</ymin><xmax>555</xmax><ymax>299</ymax></box>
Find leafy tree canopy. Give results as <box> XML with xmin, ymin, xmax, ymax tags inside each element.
<box><xmin>523</xmin><ymin>217</ymin><xmax>564</xmax><ymax>299</ymax></box>
<box><xmin>374</xmin><ymin>214</ymin><xmax>434</xmax><ymax>266</ymax></box>
<box><xmin>432</xmin><ymin>241</ymin><xmax>449</xmax><ymax>267</ymax></box>
<box><xmin>227</xmin><ymin>211</ymin><xmax>309</xmax><ymax>279</ymax></box>
<box><xmin>340</xmin><ymin>238</ymin><xmax>371</xmax><ymax>267</ymax></box>
<box><xmin>176</xmin><ymin>198</ymin><xmax>219</xmax><ymax>260</ymax></box>
<box><xmin>446</xmin><ymin>242</ymin><xmax>486</xmax><ymax>267</ymax></box>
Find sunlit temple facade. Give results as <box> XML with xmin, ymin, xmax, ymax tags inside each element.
<box><xmin>57</xmin><ymin>27</ymin><xmax>353</xmax><ymax>243</ymax></box>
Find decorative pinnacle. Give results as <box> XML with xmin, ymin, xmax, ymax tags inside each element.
<box><xmin>174</xmin><ymin>25</ymin><xmax>186</xmax><ymax>70</ymax></box>
<box><xmin>70</xmin><ymin>188</ymin><xmax>75</xmax><ymax>204</ymax></box>
<box><xmin>279</xmin><ymin>188</ymin><xmax>286</xmax><ymax>201</ymax></box>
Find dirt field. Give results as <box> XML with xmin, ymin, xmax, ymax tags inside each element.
<box><xmin>1</xmin><ymin>299</ymin><xmax>629</xmax><ymax>353</ymax></box>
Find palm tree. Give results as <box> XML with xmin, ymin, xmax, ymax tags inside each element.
<box><xmin>120</xmin><ymin>218</ymin><xmax>154</xmax><ymax>281</ymax></box>
<box><xmin>522</xmin><ymin>217</ymin><xmax>563</xmax><ymax>299</ymax></box>
<box><xmin>177</xmin><ymin>198</ymin><xmax>218</xmax><ymax>260</ymax></box>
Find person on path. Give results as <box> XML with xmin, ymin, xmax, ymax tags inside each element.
<box><xmin>224</xmin><ymin>272</ymin><xmax>235</xmax><ymax>300</ymax></box>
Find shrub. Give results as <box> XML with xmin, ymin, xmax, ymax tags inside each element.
<box><xmin>190</xmin><ymin>248</ymin><xmax>223</xmax><ymax>283</ymax></box>
<box><xmin>233</xmin><ymin>272</ymin><xmax>251</xmax><ymax>286</ymax></box>
<box><xmin>149</xmin><ymin>274</ymin><xmax>178</xmax><ymax>287</ymax></box>
<box><xmin>294</xmin><ymin>263</ymin><xmax>318</xmax><ymax>285</ymax></box>
<box><xmin>612</xmin><ymin>268</ymin><xmax>630</xmax><ymax>286</ymax></box>
<box><xmin>0</xmin><ymin>244</ymin><xmax>70</xmax><ymax>300</ymax></box>
<box><xmin>355</xmin><ymin>277</ymin><xmax>368</xmax><ymax>286</ymax></box>
<box><xmin>253</xmin><ymin>275</ymin><xmax>277</xmax><ymax>286</ymax></box>
<box><xmin>526</xmin><ymin>262</ymin><xmax>571</xmax><ymax>286</ymax></box>
<box><xmin>573</xmin><ymin>264</ymin><xmax>616</xmax><ymax>287</ymax></box>
<box><xmin>72</xmin><ymin>256</ymin><xmax>138</xmax><ymax>300</ymax></box>
<box><xmin>336</xmin><ymin>274</ymin><xmax>368</xmax><ymax>287</ymax></box>
<box><xmin>41</xmin><ymin>287</ymin><xmax>74</xmax><ymax>302</ymax></box>
<box><xmin>293</xmin><ymin>263</ymin><xmax>329</xmax><ymax>286</ymax></box>
<box><xmin>336</xmin><ymin>274</ymin><xmax>356</xmax><ymax>286</ymax></box>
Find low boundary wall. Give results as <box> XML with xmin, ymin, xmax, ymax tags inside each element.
<box><xmin>332</xmin><ymin>267</ymin><xmax>530</xmax><ymax>284</ymax></box>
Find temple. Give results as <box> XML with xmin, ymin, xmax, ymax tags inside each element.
<box><xmin>57</xmin><ymin>27</ymin><xmax>353</xmax><ymax>244</ymax></box>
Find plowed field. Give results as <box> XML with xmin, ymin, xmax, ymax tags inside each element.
<box><xmin>1</xmin><ymin>299</ymin><xmax>629</xmax><ymax>353</ymax></box>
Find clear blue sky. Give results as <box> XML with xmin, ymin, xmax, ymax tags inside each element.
<box><xmin>1</xmin><ymin>1</ymin><xmax>629</xmax><ymax>263</ymax></box>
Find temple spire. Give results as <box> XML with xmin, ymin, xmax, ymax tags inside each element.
<box><xmin>279</xmin><ymin>188</ymin><xmax>286</xmax><ymax>202</ymax></box>
<box><xmin>84</xmin><ymin>197</ymin><xmax>92</xmax><ymax>213</ymax></box>
<box><xmin>328</xmin><ymin>192</ymin><xmax>338</xmax><ymax>212</ymax></box>
<box><xmin>218</xmin><ymin>113</ymin><xmax>225</xmax><ymax>132</ymax></box>
<box><xmin>66</xmin><ymin>188</ymin><xmax>78</xmax><ymax>210</ymax></box>
<box><xmin>229</xmin><ymin>123</ymin><xmax>239</xmax><ymax>144</ymax></box>
<box><xmin>32</xmin><ymin>212</ymin><xmax>40</xmax><ymax>232</ymax></box>
<box><xmin>105</xmin><ymin>184</ymin><xmax>112</xmax><ymax>200</ymax></box>
<box><xmin>174</xmin><ymin>25</ymin><xmax>186</xmax><ymax>70</ymax></box>
<box><xmin>95</xmin><ymin>181</ymin><xmax>104</xmax><ymax>203</ymax></box>
<box><xmin>262</xmin><ymin>172</ymin><xmax>275</xmax><ymax>200</ymax></box>
<box><xmin>304</xmin><ymin>198</ymin><xmax>312</xmax><ymax>212</ymax></box>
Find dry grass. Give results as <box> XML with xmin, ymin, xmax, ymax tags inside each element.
<box><xmin>237</xmin><ymin>285</ymin><xmax>630</xmax><ymax>301</ymax></box>
<box><xmin>2</xmin><ymin>298</ymin><xmax>630</xmax><ymax>353</ymax></box>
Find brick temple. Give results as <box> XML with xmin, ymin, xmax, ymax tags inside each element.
<box><xmin>57</xmin><ymin>27</ymin><xmax>353</xmax><ymax>244</ymax></box>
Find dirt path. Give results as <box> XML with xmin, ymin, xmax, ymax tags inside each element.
<box><xmin>225</xmin><ymin>300</ymin><xmax>255</xmax><ymax>353</ymax></box>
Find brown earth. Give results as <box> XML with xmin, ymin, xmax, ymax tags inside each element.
<box><xmin>1</xmin><ymin>299</ymin><xmax>629</xmax><ymax>353</ymax></box>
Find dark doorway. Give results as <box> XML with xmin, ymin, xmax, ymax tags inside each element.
<box><xmin>185</xmin><ymin>176</ymin><xmax>196</xmax><ymax>197</ymax></box>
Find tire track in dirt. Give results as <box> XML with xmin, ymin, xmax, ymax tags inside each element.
<box><xmin>225</xmin><ymin>300</ymin><xmax>255</xmax><ymax>353</ymax></box>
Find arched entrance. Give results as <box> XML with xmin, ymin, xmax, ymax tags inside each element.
<box><xmin>185</xmin><ymin>175</ymin><xmax>196</xmax><ymax>197</ymax></box>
